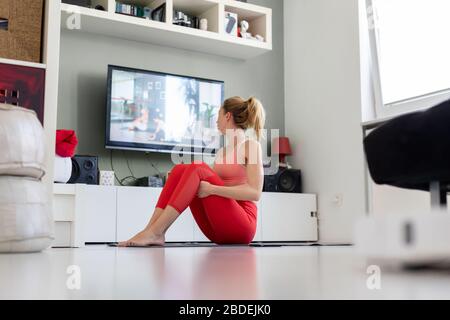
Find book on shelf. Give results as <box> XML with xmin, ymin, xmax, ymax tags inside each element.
<box><xmin>115</xmin><ymin>1</ymin><xmax>152</xmax><ymax>19</ymax></box>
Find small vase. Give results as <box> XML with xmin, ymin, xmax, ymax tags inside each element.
<box><xmin>200</xmin><ymin>18</ymin><xmax>208</xmax><ymax>31</ymax></box>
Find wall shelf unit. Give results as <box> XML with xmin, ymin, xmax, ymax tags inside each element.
<box><xmin>60</xmin><ymin>0</ymin><xmax>272</xmax><ymax>59</ymax></box>
<box><xmin>0</xmin><ymin>58</ymin><xmax>47</xmax><ymax>70</ymax></box>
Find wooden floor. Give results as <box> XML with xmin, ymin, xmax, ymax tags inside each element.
<box><xmin>1</xmin><ymin>245</ymin><xmax>450</xmax><ymax>299</ymax></box>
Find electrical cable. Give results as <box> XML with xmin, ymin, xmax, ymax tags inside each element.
<box><xmin>110</xmin><ymin>150</ymin><xmax>123</xmax><ymax>185</ymax></box>
<box><xmin>119</xmin><ymin>175</ymin><xmax>136</xmax><ymax>185</ymax></box>
<box><xmin>145</xmin><ymin>152</ymin><xmax>163</xmax><ymax>178</ymax></box>
<box><xmin>123</xmin><ymin>150</ymin><xmax>137</xmax><ymax>179</ymax></box>
<box><xmin>150</xmin><ymin>161</ymin><xmax>163</xmax><ymax>177</ymax></box>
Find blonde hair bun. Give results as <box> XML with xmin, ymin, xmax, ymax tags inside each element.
<box><xmin>222</xmin><ymin>96</ymin><xmax>266</xmax><ymax>140</ymax></box>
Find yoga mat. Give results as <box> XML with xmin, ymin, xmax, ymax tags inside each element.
<box><xmin>106</xmin><ymin>242</ymin><xmax>322</xmax><ymax>248</ymax></box>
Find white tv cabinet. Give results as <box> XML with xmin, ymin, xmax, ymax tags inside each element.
<box><xmin>52</xmin><ymin>183</ymin><xmax>318</xmax><ymax>247</ymax></box>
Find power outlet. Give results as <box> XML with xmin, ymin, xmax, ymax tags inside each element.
<box><xmin>332</xmin><ymin>194</ymin><xmax>343</xmax><ymax>207</ymax></box>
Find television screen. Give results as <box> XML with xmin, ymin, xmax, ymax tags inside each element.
<box><xmin>106</xmin><ymin>65</ymin><xmax>224</xmax><ymax>155</ymax></box>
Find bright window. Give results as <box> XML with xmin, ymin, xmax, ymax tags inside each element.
<box><xmin>371</xmin><ymin>0</ymin><xmax>450</xmax><ymax>104</ymax></box>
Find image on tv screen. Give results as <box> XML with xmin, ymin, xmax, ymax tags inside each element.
<box><xmin>108</xmin><ymin>67</ymin><xmax>224</xmax><ymax>152</ymax></box>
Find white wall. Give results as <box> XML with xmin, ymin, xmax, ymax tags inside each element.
<box><xmin>58</xmin><ymin>0</ymin><xmax>285</xmax><ymax>180</ymax></box>
<box><xmin>284</xmin><ymin>0</ymin><xmax>366</xmax><ymax>243</ymax></box>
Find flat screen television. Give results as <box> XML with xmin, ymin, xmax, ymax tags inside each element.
<box><xmin>106</xmin><ymin>65</ymin><xmax>224</xmax><ymax>155</ymax></box>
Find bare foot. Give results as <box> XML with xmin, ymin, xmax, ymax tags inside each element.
<box><xmin>118</xmin><ymin>229</ymin><xmax>165</xmax><ymax>247</ymax></box>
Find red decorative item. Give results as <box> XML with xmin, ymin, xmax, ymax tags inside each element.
<box><xmin>0</xmin><ymin>62</ymin><xmax>46</xmax><ymax>125</ymax></box>
<box><xmin>56</xmin><ymin>130</ymin><xmax>78</xmax><ymax>158</ymax></box>
<box><xmin>273</xmin><ymin>137</ymin><xmax>292</xmax><ymax>165</ymax></box>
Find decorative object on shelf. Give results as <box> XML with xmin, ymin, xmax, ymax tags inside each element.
<box><xmin>224</xmin><ymin>11</ymin><xmax>238</xmax><ymax>36</ymax></box>
<box><xmin>240</xmin><ymin>20</ymin><xmax>252</xmax><ymax>39</ymax></box>
<box><xmin>241</xmin><ymin>32</ymin><xmax>255</xmax><ymax>40</ymax></box>
<box><xmin>272</xmin><ymin>136</ymin><xmax>292</xmax><ymax>168</ymax></box>
<box><xmin>116</xmin><ymin>1</ymin><xmax>149</xmax><ymax>19</ymax></box>
<box><xmin>95</xmin><ymin>5</ymin><xmax>106</xmax><ymax>11</ymax></box>
<box><xmin>62</xmin><ymin>0</ymin><xmax>92</xmax><ymax>8</ymax></box>
<box><xmin>0</xmin><ymin>0</ymin><xmax>44</xmax><ymax>63</ymax></box>
<box><xmin>237</xmin><ymin>20</ymin><xmax>265</xmax><ymax>42</ymax></box>
<box><xmin>255</xmin><ymin>34</ymin><xmax>265</xmax><ymax>42</ymax></box>
<box><xmin>100</xmin><ymin>171</ymin><xmax>115</xmax><ymax>186</ymax></box>
<box><xmin>200</xmin><ymin>18</ymin><xmax>208</xmax><ymax>31</ymax></box>
<box><xmin>240</xmin><ymin>20</ymin><xmax>249</xmax><ymax>33</ymax></box>
<box><xmin>173</xmin><ymin>10</ymin><xmax>199</xmax><ymax>29</ymax></box>
<box><xmin>144</xmin><ymin>7</ymin><xmax>153</xmax><ymax>20</ymax></box>
<box><xmin>151</xmin><ymin>3</ymin><xmax>166</xmax><ymax>22</ymax></box>
<box><xmin>0</xmin><ymin>62</ymin><xmax>46</xmax><ymax>125</ymax></box>
<box><xmin>0</xmin><ymin>104</ymin><xmax>54</xmax><ymax>253</ymax></box>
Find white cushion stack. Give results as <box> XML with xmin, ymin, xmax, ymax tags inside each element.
<box><xmin>0</xmin><ymin>104</ymin><xmax>54</xmax><ymax>252</ymax></box>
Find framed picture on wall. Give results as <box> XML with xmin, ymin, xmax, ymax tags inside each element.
<box><xmin>0</xmin><ymin>63</ymin><xmax>46</xmax><ymax>125</ymax></box>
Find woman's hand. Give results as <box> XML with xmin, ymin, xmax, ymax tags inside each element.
<box><xmin>198</xmin><ymin>181</ymin><xmax>214</xmax><ymax>198</ymax></box>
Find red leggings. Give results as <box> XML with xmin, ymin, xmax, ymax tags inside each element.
<box><xmin>155</xmin><ymin>163</ymin><xmax>257</xmax><ymax>244</ymax></box>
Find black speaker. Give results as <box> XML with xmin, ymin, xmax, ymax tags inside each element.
<box><xmin>68</xmin><ymin>155</ymin><xmax>98</xmax><ymax>185</ymax></box>
<box><xmin>263</xmin><ymin>167</ymin><xmax>302</xmax><ymax>193</ymax></box>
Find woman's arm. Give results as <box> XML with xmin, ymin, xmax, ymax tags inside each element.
<box><xmin>199</xmin><ymin>140</ymin><xmax>264</xmax><ymax>201</ymax></box>
<box><xmin>210</xmin><ymin>179</ymin><xmax>262</xmax><ymax>201</ymax></box>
